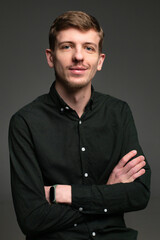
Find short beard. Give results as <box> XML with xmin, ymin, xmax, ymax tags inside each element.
<box><xmin>55</xmin><ymin>72</ymin><xmax>91</xmax><ymax>92</ymax></box>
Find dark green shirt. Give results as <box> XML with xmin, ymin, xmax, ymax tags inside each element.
<box><xmin>9</xmin><ymin>82</ymin><xmax>151</xmax><ymax>240</ymax></box>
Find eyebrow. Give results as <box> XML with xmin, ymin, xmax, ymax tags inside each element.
<box><xmin>57</xmin><ymin>41</ymin><xmax>73</xmax><ymax>46</ymax></box>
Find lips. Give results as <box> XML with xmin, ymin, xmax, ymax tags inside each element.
<box><xmin>69</xmin><ymin>66</ymin><xmax>87</xmax><ymax>70</ymax></box>
<box><xmin>69</xmin><ymin>66</ymin><xmax>88</xmax><ymax>75</ymax></box>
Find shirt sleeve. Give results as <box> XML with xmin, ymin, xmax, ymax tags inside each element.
<box><xmin>9</xmin><ymin>114</ymin><xmax>84</xmax><ymax>236</ymax></box>
<box><xmin>72</xmin><ymin>102</ymin><xmax>151</xmax><ymax>215</ymax></box>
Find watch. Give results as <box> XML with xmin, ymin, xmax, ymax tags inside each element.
<box><xmin>50</xmin><ymin>185</ymin><xmax>57</xmax><ymax>203</ymax></box>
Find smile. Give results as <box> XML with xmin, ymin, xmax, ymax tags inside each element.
<box><xmin>69</xmin><ymin>67</ymin><xmax>87</xmax><ymax>75</ymax></box>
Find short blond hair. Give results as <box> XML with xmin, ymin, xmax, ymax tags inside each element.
<box><xmin>49</xmin><ymin>11</ymin><xmax>104</xmax><ymax>52</ymax></box>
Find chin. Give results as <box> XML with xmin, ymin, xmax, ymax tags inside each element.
<box><xmin>59</xmin><ymin>77</ymin><xmax>91</xmax><ymax>90</ymax></box>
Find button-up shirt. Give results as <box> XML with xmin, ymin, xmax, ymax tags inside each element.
<box><xmin>9</xmin><ymin>82</ymin><xmax>151</xmax><ymax>240</ymax></box>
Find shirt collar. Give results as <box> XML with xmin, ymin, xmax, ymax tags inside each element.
<box><xmin>49</xmin><ymin>81</ymin><xmax>94</xmax><ymax>112</ymax></box>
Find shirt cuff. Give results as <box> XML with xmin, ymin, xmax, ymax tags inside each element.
<box><xmin>71</xmin><ymin>184</ymin><xmax>109</xmax><ymax>214</ymax></box>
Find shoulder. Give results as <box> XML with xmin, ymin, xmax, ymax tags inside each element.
<box><xmin>93</xmin><ymin>91</ymin><xmax>135</xmax><ymax>130</ymax></box>
<box><xmin>9</xmin><ymin>93</ymin><xmax>51</xmax><ymax>127</ymax></box>
<box><xmin>93</xmin><ymin>91</ymin><xmax>134</xmax><ymax>123</ymax></box>
<box><xmin>94</xmin><ymin>91</ymin><xmax>130</xmax><ymax>111</ymax></box>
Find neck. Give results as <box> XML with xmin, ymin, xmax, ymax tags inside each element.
<box><xmin>55</xmin><ymin>81</ymin><xmax>92</xmax><ymax>118</ymax></box>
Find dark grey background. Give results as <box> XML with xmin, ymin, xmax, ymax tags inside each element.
<box><xmin>1</xmin><ymin>0</ymin><xmax>160</xmax><ymax>239</ymax></box>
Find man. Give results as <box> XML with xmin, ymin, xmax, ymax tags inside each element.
<box><xmin>9</xmin><ymin>11</ymin><xmax>151</xmax><ymax>240</ymax></box>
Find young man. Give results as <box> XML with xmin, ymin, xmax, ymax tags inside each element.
<box><xmin>9</xmin><ymin>11</ymin><xmax>151</xmax><ymax>240</ymax></box>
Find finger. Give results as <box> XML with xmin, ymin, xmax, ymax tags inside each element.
<box><xmin>128</xmin><ymin>168</ymin><xmax>146</xmax><ymax>182</ymax></box>
<box><xmin>126</xmin><ymin>160</ymin><xmax>146</xmax><ymax>178</ymax></box>
<box><xmin>124</xmin><ymin>155</ymin><xmax>145</xmax><ymax>173</ymax></box>
<box><xmin>118</xmin><ymin>150</ymin><xmax>137</xmax><ymax>168</ymax></box>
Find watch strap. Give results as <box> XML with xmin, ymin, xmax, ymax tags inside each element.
<box><xmin>50</xmin><ymin>184</ymin><xmax>57</xmax><ymax>204</ymax></box>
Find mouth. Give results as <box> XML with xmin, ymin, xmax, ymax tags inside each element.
<box><xmin>68</xmin><ymin>66</ymin><xmax>88</xmax><ymax>75</ymax></box>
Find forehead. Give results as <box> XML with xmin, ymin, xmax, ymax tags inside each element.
<box><xmin>56</xmin><ymin>28</ymin><xmax>100</xmax><ymax>45</ymax></box>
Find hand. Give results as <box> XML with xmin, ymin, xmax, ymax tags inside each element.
<box><xmin>107</xmin><ymin>150</ymin><xmax>146</xmax><ymax>185</ymax></box>
<box><xmin>44</xmin><ymin>185</ymin><xmax>72</xmax><ymax>204</ymax></box>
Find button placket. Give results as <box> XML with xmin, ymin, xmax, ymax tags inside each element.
<box><xmin>78</xmin><ymin>118</ymin><xmax>89</xmax><ymax>183</ymax></box>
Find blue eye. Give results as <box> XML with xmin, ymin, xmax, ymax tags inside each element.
<box><xmin>62</xmin><ymin>45</ymin><xmax>71</xmax><ymax>49</ymax></box>
<box><xmin>86</xmin><ymin>46</ymin><xmax>95</xmax><ymax>52</ymax></box>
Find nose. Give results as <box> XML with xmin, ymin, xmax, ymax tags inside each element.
<box><xmin>72</xmin><ymin>46</ymin><xmax>84</xmax><ymax>62</ymax></box>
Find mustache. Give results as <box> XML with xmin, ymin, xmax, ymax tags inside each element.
<box><xmin>68</xmin><ymin>64</ymin><xmax>89</xmax><ymax>70</ymax></box>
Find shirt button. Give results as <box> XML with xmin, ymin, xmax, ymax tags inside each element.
<box><xmin>84</xmin><ymin>172</ymin><xmax>88</xmax><ymax>177</ymax></box>
<box><xmin>74</xmin><ymin>223</ymin><xmax>77</xmax><ymax>227</ymax></box>
<box><xmin>60</xmin><ymin>108</ymin><xmax>64</xmax><ymax>112</ymax></box>
<box><xmin>81</xmin><ymin>147</ymin><xmax>85</xmax><ymax>152</ymax></box>
<box><xmin>79</xmin><ymin>207</ymin><xmax>83</xmax><ymax>211</ymax></box>
<box><xmin>92</xmin><ymin>232</ymin><xmax>96</xmax><ymax>237</ymax></box>
<box><xmin>65</xmin><ymin>106</ymin><xmax>69</xmax><ymax>110</ymax></box>
<box><xmin>79</xmin><ymin>120</ymin><xmax>82</xmax><ymax>124</ymax></box>
<box><xmin>104</xmin><ymin>208</ymin><xmax>108</xmax><ymax>213</ymax></box>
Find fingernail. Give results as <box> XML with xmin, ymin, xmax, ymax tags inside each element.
<box><xmin>132</xmin><ymin>150</ymin><xmax>137</xmax><ymax>154</ymax></box>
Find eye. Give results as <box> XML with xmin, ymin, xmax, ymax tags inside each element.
<box><xmin>61</xmin><ymin>44</ymin><xmax>72</xmax><ymax>50</ymax></box>
<box><xmin>86</xmin><ymin>47</ymin><xmax>92</xmax><ymax>51</ymax></box>
<box><xmin>63</xmin><ymin>45</ymin><xmax>70</xmax><ymax>49</ymax></box>
<box><xmin>85</xmin><ymin>45</ymin><xmax>95</xmax><ymax>52</ymax></box>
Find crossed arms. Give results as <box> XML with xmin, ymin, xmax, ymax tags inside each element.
<box><xmin>45</xmin><ymin>150</ymin><xmax>146</xmax><ymax>204</ymax></box>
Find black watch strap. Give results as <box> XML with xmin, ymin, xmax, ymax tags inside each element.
<box><xmin>50</xmin><ymin>185</ymin><xmax>57</xmax><ymax>204</ymax></box>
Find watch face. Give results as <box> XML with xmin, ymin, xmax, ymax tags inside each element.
<box><xmin>50</xmin><ymin>186</ymin><xmax>55</xmax><ymax>203</ymax></box>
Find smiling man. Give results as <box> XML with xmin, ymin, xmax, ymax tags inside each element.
<box><xmin>46</xmin><ymin>27</ymin><xmax>105</xmax><ymax>117</ymax></box>
<box><xmin>9</xmin><ymin>11</ymin><xmax>151</xmax><ymax>240</ymax></box>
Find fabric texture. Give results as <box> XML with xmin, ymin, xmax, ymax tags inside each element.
<box><xmin>9</xmin><ymin>82</ymin><xmax>151</xmax><ymax>240</ymax></box>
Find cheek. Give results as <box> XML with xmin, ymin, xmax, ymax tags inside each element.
<box><xmin>91</xmin><ymin>59</ymin><xmax>101</xmax><ymax>72</ymax></box>
<box><xmin>54</xmin><ymin>59</ymin><xmax>65</xmax><ymax>72</ymax></box>
<box><xmin>54</xmin><ymin>53</ymin><xmax>71</xmax><ymax>68</ymax></box>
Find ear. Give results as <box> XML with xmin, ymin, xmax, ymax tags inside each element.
<box><xmin>97</xmin><ymin>53</ymin><xmax>105</xmax><ymax>71</ymax></box>
<box><xmin>45</xmin><ymin>49</ymin><xmax>54</xmax><ymax>68</ymax></box>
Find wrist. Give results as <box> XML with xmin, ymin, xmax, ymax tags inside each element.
<box><xmin>56</xmin><ymin>185</ymin><xmax>72</xmax><ymax>204</ymax></box>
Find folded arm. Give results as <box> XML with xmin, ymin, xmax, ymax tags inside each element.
<box><xmin>45</xmin><ymin>149</ymin><xmax>147</xmax><ymax>205</ymax></box>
